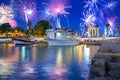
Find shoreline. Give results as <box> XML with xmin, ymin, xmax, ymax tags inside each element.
<box><xmin>89</xmin><ymin>38</ymin><xmax>120</xmax><ymax>79</ymax></box>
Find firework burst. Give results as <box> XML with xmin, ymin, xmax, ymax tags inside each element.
<box><xmin>83</xmin><ymin>0</ymin><xmax>101</xmax><ymax>13</ymax></box>
<box><xmin>42</xmin><ymin>2</ymin><xmax>71</xmax><ymax>17</ymax></box>
<box><xmin>42</xmin><ymin>1</ymin><xmax>71</xmax><ymax>28</ymax></box>
<box><xmin>0</xmin><ymin>4</ymin><xmax>17</xmax><ymax>28</ymax></box>
<box><xmin>107</xmin><ymin>16</ymin><xmax>117</xmax><ymax>28</ymax></box>
<box><xmin>81</xmin><ymin>12</ymin><xmax>96</xmax><ymax>26</ymax></box>
<box><xmin>17</xmin><ymin>0</ymin><xmax>37</xmax><ymax>23</ymax></box>
<box><xmin>104</xmin><ymin>1</ymin><xmax>117</xmax><ymax>11</ymax></box>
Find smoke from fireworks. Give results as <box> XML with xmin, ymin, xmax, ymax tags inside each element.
<box><xmin>0</xmin><ymin>4</ymin><xmax>17</xmax><ymax>28</ymax></box>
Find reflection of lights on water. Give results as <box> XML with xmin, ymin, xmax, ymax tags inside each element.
<box><xmin>56</xmin><ymin>48</ymin><xmax>63</xmax><ymax>67</ymax></box>
<box><xmin>83</xmin><ymin>45</ymin><xmax>90</xmax><ymax>62</ymax></box>
<box><xmin>0</xmin><ymin>59</ymin><xmax>14</xmax><ymax>76</ymax></box>
<box><xmin>32</xmin><ymin>46</ymin><xmax>37</xmax><ymax>61</ymax></box>
<box><xmin>43</xmin><ymin>47</ymin><xmax>69</xmax><ymax>80</ymax></box>
<box><xmin>21</xmin><ymin>46</ymin><xmax>26</xmax><ymax>60</ymax></box>
<box><xmin>76</xmin><ymin>45</ymin><xmax>84</xmax><ymax>63</ymax></box>
<box><xmin>20</xmin><ymin>63</ymin><xmax>36</xmax><ymax>76</ymax></box>
<box><xmin>7</xmin><ymin>43</ymin><xmax>15</xmax><ymax>47</ymax></box>
<box><xmin>43</xmin><ymin>65</ymin><xmax>68</xmax><ymax>79</ymax></box>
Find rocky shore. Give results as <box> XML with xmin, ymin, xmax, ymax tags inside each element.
<box><xmin>89</xmin><ymin>38</ymin><xmax>120</xmax><ymax>80</ymax></box>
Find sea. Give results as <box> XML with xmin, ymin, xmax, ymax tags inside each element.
<box><xmin>0</xmin><ymin>44</ymin><xmax>99</xmax><ymax>80</ymax></box>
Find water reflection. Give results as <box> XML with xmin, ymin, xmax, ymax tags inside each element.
<box><xmin>20</xmin><ymin>62</ymin><xmax>36</xmax><ymax>77</ymax></box>
<box><xmin>21</xmin><ymin>46</ymin><xmax>26</xmax><ymax>61</ymax></box>
<box><xmin>0</xmin><ymin>44</ymin><xmax>99</xmax><ymax>80</ymax></box>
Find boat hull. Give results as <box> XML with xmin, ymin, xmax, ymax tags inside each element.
<box><xmin>46</xmin><ymin>39</ymin><xmax>80</xmax><ymax>46</ymax></box>
<box><xmin>13</xmin><ymin>39</ymin><xmax>33</xmax><ymax>45</ymax></box>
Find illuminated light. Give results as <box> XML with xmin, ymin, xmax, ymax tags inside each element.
<box><xmin>57</xmin><ymin>33</ymin><xmax>62</xmax><ymax>36</ymax></box>
<box><xmin>55</xmin><ymin>8</ymin><xmax>61</xmax><ymax>13</ymax></box>
<box><xmin>27</xmin><ymin>9</ymin><xmax>33</xmax><ymax>15</ymax></box>
<box><xmin>8</xmin><ymin>43</ymin><xmax>15</xmax><ymax>47</ymax></box>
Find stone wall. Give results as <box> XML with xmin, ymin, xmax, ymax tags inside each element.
<box><xmin>89</xmin><ymin>39</ymin><xmax>120</xmax><ymax>80</ymax></box>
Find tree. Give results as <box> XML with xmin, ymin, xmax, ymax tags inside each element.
<box><xmin>12</xmin><ymin>27</ymin><xmax>24</xmax><ymax>33</ymax></box>
<box><xmin>27</xmin><ymin>21</ymin><xmax>32</xmax><ymax>30</ymax></box>
<box><xmin>27</xmin><ymin>21</ymin><xmax>32</xmax><ymax>36</ymax></box>
<box><xmin>0</xmin><ymin>23</ymin><xmax>11</xmax><ymax>37</ymax></box>
<box><xmin>115</xmin><ymin>26</ymin><xmax>119</xmax><ymax>36</ymax></box>
<box><xmin>34</xmin><ymin>20</ymin><xmax>52</xmax><ymax>36</ymax></box>
<box><xmin>106</xmin><ymin>23</ymin><xmax>110</xmax><ymax>36</ymax></box>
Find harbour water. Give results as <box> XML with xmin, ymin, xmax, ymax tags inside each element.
<box><xmin>0</xmin><ymin>44</ymin><xmax>99</xmax><ymax>80</ymax></box>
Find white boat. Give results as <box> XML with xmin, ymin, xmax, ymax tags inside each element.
<box><xmin>0</xmin><ymin>37</ymin><xmax>12</xmax><ymax>43</ymax></box>
<box><xmin>13</xmin><ymin>37</ymin><xmax>34</xmax><ymax>45</ymax></box>
<box><xmin>46</xmin><ymin>28</ymin><xmax>80</xmax><ymax>46</ymax></box>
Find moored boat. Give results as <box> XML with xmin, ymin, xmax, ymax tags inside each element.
<box><xmin>13</xmin><ymin>37</ymin><xmax>35</xmax><ymax>45</ymax></box>
<box><xmin>46</xmin><ymin>28</ymin><xmax>80</xmax><ymax>46</ymax></box>
<box><xmin>0</xmin><ymin>37</ymin><xmax>12</xmax><ymax>43</ymax></box>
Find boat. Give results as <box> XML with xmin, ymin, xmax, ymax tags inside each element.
<box><xmin>46</xmin><ymin>28</ymin><xmax>80</xmax><ymax>46</ymax></box>
<box><xmin>13</xmin><ymin>36</ymin><xmax>35</xmax><ymax>45</ymax></box>
<box><xmin>0</xmin><ymin>37</ymin><xmax>12</xmax><ymax>43</ymax></box>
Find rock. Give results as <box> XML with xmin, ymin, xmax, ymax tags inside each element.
<box><xmin>95</xmin><ymin>52</ymin><xmax>120</xmax><ymax>58</ymax></box>
<box><xmin>92</xmin><ymin>56</ymin><xmax>111</xmax><ymax>66</ymax></box>
<box><xmin>90</xmin><ymin>56</ymin><xmax>111</xmax><ymax>77</ymax></box>
<box><xmin>89</xmin><ymin>39</ymin><xmax>120</xmax><ymax>79</ymax></box>
<box><xmin>89</xmin><ymin>77</ymin><xmax>116</xmax><ymax>80</ymax></box>
<box><xmin>111</xmin><ymin>58</ymin><xmax>120</xmax><ymax>62</ymax></box>
<box><xmin>107</xmin><ymin>61</ymin><xmax>120</xmax><ymax>70</ymax></box>
<box><xmin>109</xmin><ymin>70</ymin><xmax>120</xmax><ymax>78</ymax></box>
<box><xmin>90</xmin><ymin>66</ymin><xmax>106</xmax><ymax>77</ymax></box>
<box><xmin>98</xmin><ymin>43</ymin><xmax>120</xmax><ymax>53</ymax></box>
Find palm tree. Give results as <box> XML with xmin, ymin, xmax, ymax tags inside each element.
<box><xmin>115</xmin><ymin>26</ymin><xmax>119</xmax><ymax>37</ymax></box>
<box><xmin>27</xmin><ymin>21</ymin><xmax>32</xmax><ymax>36</ymax></box>
<box><xmin>27</xmin><ymin>21</ymin><xmax>32</xmax><ymax>30</ymax></box>
<box><xmin>106</xmin><ymin>23</ymin><xmax>110</xmax><ymax>37</ymax></box>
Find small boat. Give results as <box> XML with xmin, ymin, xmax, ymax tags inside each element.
<box><xmin>13</xmin><ymin>37</ymin><xmax>34</xmax><ymax>45</ymax></box>
<box><xmin>46</xmin><ymin>28</ymin><xmax>80</xmax><ymax>46</ymax></box>
<box><xmin>0</xmin><ymin>37</ymin><xmax>12</xmax><ymax>43</ymax></box>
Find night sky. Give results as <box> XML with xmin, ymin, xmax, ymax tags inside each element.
<box><xmin>0</xmin><ymin>0</ymin><xmax>120</xmax><ymax>35</ymax></box>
